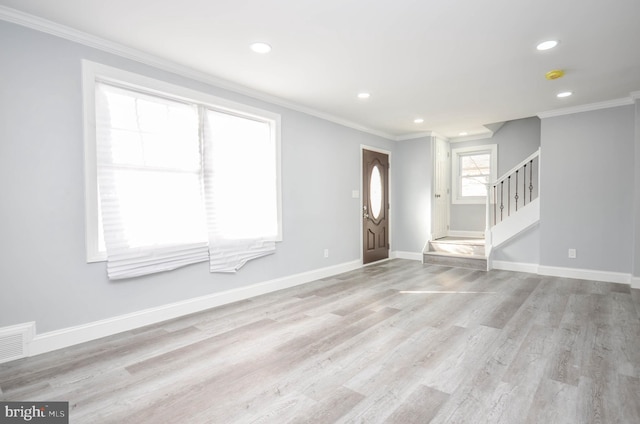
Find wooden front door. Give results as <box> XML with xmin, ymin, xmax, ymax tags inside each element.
<box><xmin>363</xmin><ymin>149</ymin><xmax>389</xmax><ymax>264</ymax></box>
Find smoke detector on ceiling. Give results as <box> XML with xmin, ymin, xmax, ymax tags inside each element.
<box><xmin>545</xmin><ymin>69</ymin><xmax>565</xmax><ymax>80</ymax></box>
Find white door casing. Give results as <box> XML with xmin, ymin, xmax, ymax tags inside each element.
<box><xmin>432</xmin><ymin>137</ymin><xmax>450</xmax><ymax>239</ymax></box>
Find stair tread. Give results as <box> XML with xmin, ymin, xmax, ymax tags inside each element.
<box><xmin>431</xmin><ymin>238</ymin><xmax>484</xmax><ymax>246</ymax></box>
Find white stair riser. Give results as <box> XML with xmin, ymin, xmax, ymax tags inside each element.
<box><xmin>429</xmin><ymin>242</ymin><xmax>485</xmax><ymax>256</ymax></box>
<box><xmin>423</xmin><ymin>253</ymin><xmax>487</xmax><ymax>270</ymax></box>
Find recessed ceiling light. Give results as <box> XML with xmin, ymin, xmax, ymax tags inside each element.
<box><xmin>557</xmin><ymin>91</ymin><xmax>573</xmax><ymax>98</ymax></box>
<box><xmin>414</xmin><ymin>118</ymin><xmax>424</xmax><ymax>124</ymax></box>
<box><xmin>459</xmin><ymin>132</ymin><xmax>468</xmax><ymax>136</ymax></box>
<box><xmin>537</xmin><ymin>40</ymin><xmax>559</xmax><ymax>51</ymax></box>
<box><xmin>357</xmin><ymin>92</ymin><xmax>371</xmax><ymax>99</ymax></box>
<box><xmin>250</xmin><ymin>42</ymin><xmax>272</xmax><ymax>54</ymax></box>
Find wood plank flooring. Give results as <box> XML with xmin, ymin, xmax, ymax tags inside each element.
<box><xmin>1</xmin><ymin>259</ymin><xmax>640</xmax><ymax>423</ymax></box>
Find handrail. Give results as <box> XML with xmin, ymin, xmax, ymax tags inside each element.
<box><xmin>484</xmin><ymin>147</ymin><xmax>541</xmax><ymax>269</ymax></box>
<box><xmin>491</xmin><ymin>148</ymin><xmax>540</xmax><ymax>186</ymax></box>
<box><xmin>485</xmin><ymin>147</ymin><xmax>540</xmax><ymax>235</ymax></box>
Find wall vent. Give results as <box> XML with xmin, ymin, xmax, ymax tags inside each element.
<box><xmin>0</xmin><ymin>322</ymin><xmax>35</xmax><ymax>364</ymax></box>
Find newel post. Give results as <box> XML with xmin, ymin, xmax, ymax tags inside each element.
<box><xmin>485</xmin><ymin>183</ymin><xmax>492</xmax><ymax>248</ymax></box>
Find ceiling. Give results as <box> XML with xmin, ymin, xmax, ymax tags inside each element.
<box><xmin>2</xmin><ymin>0</ymin><xmax>640</xmax><ymax>140</ymax></box>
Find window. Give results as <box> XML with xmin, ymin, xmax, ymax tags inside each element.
<box><xmin>451</xmin><ymin>145</ymin><xmax>497</xmax><ymax>204</ymax></box>
<box><xmin>83</xmin><ymin>61</ymin><xmax>281</xmax><ymax>278</ymax></box>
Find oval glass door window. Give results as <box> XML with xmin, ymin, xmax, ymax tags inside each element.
<box><xmin>370</xmin><ymin>165</ymin><xmax>383</xmax><ymax>219</ymax></box>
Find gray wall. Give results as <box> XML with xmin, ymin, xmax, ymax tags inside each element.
<box><xmin>450</xmin><ymin>117</ymin><xmax>541</xmax><ymax>231</ymax></box>
<box><xmin>539</xmin><ymin>105</ymin><xmax>635</xmax><ymax>272</ymax></box>
<box><xmin>393</xmin><ymin>137</ymin><xmax>433</xmax><ymax>253</ymax></box>
<box><xmin>492</xmin><ymin>225</ymin><xmax>540</xmax><ymax>264</ymax></box>
<box><xmin>0</xmin><ymin>21</ymin><xmax>396</xmax><ymax>333</ymax></box>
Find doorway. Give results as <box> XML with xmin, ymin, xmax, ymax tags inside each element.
<box><xmin>432</xmin><ymin>137</ymin><xmax>450</xmax><ymax>240</ymax></box>
<box><xmin>362</xmin><ymin>148</ymin><xmax>390</xmax><ymax>264</ymax></box>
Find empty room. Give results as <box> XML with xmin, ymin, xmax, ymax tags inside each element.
<box><xmin>1</xmin><ymin>1</ymin><xmax>639</xmax><ymax>423</ymax></box>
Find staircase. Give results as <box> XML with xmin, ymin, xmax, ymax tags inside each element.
<box><xmin>423</xmin><ymin>237</ymin><xmax>487</xmax><ymax>270</ymax></box>
<box><xmin>422</xmin><ymin>147</ymin><xmax>541</xmax><ymax>272</ymax></box>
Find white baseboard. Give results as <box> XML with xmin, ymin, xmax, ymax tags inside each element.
<box><xmin>447</xmin><ymin>230</ymin><xmax>484</xmax><ymax>238</ymax></box>
<box><xmin>538</xmin><ymin>265</ymin><xmax>631</xmax><ymax>285</ymax></box>
<box><xmin>492</xmin><ymin>260</ymin><xmax>539</xmax><ymax>274</ymax></box>
<box><xmin>22</xmin><ymin>258</ymin><xmax>639</xmax><ymax>358</ymax></box>
<box><xmin>29</xmin><ymin>259</ymin><xmax>362</xmax><ymax>357</ymax></box>
<box><xmin>391</xmin><ymin>251</ymin><xmax>423</xmax><ymax>261</ymax></box>
<box><xmin>492</xmin><ymin>261</ymin><xmax>633</xmax><ymax>285</ymax></box>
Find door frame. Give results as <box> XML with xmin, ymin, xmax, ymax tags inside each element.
<box><xmin>360</xmin><ymin>145</ymin><xmax>392</xmax><ymax>265</ymax></box>
<box><xmin>431</xmin><ymin>136</ymin><xmax>450</xmax><ymax>240</ymax></box>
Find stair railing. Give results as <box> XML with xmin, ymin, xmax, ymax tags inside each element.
<box><xmin>485</xmin><ymin>148</ymin><xmax>540</xmax><ymax>243</ymax></box>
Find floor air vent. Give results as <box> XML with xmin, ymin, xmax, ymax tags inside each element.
<box><xmin>0</xmin><ymin>322</ymin><xmax>35</xmax><ymax>364</ymax></box>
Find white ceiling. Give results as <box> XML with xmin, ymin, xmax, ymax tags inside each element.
<box><xmin>2</xmin><ymin>0</ymin><xmax>640</xmax><ymax>139</ymax></box>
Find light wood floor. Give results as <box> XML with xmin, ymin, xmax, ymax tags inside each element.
<box><xmin>2</xmin><ymin>260</ymin><xmax>640</xmax><ymax>423</ymax></box>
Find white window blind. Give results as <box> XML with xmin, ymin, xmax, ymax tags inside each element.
<box><xmin>89</xmin><ymin>66</ymin><xmax>282</xmax><ymax>279</ymax></box>
<box><xmin>203</xmin><ymin>109</ymin><xmax>276</xmax><ymax>272</ymax></box>
<box><xmin>95</xmin><ymin>82</ymin><xmax>209</xmax><ymax>279</ymax></box>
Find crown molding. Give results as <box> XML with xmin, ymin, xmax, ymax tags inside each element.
<box><xmin>430</xmin><ymin>131</ymin><xmax>449</xmax><ymax>142</ymax></box>
<box><xmin>449</xmin><ymin>132</ymin><xmax>493</xmax><ymax>143</ymax></box>
<box><xmin>0</xmin><ymin>6</ymin><xmax>396</xmax><ymax>141</ymax></box>
<box><xmin>395</xmin><ymin>130</ymin><xmax>454</xmax><ymax>142</ymax></box>
<box><xmin>395</xmin><ymin>131</ymin><xmax>434</xmax><ymax>141</ymax></box>
<box><xmin>537</xmin><ymin>97</ymin><xmax>634</xmax><ymax>119</ymax></box>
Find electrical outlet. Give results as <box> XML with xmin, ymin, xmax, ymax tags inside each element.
<box><xmin>568</xmin><ymin>248</ymin><xmax>577</xmax><ymax>259</ymax></box>
<box><xmin>324</xmin><ymin>249</ymin><xmax>329</xmax><ymax>258</ymax></box>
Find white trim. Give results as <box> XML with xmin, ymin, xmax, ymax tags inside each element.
<box><xmin>82</xmin><ymin>62</ymin><xmax>103</xmax><ymax>262</ymax></box>
<box><xmin>431</xmin><ymin>136</ymin><xmax>450</xmax><ymax>240</ymax></box>
<box><xmin>20</xmin><ymin>257</ymin><xmax>638</xmax><ymax>358</ymax></box>
<box><xmin>493</xmin><ymin>148</ymin><xmax>540</xmax><ymax>185</ymax></box>
<box><xmin>491</xmin><ymin>261</ymin><xmax>632</xmax><ymax>285</ymax></box>
<box><xmin>396</xmin><ymin>131</ymin><xmax>452</xmax><ymax>142</ymax></box>
<box><xmin>492</xmin><ymin>260</ymin><xmax>539</xmax><ymax>274</ymax></box>
<box><xmin>29</xmin><ymin>259</ymin><xmax>361</xmax><ymax>357</ymax></box>
<box><xmin>0</xmin><ymin>6</ymin><xmax>396</xmax><ymax>141</ymax></box>
<box><xmin>360</xmin><ymin>144</ymin><xmax>393</xmax><ymax>156</ymax></box>
<box><xmin>538</xmin><ymin>97</ymin><xmax>634</xmax><ymax>119</ymax></box>
<box><xmin>491</xmin><ymin>199</ymin><xmax>540</xmax><ymax>248</ymax></box>
<box><xmin>451</xmin><ymin>144</ymin><xmax>497</xmax><ymax>204</ymax></box>
<box><xmin>630</xmin><ymin>91</ymin><xmax>640</xmax><ymax>100</ymax></box>
<box><xmin>449</xmin><ymin>132</ymin><xmax>493</xmax><ymax>143</ymax></box>
<box><xmin>82</xmin><ymin>60</ymin><xmax>284</xmax><ymax>262</ymax></box>
<box><xmin>392</xmin><ymin>251</ymin><xmax>423</xmax><ymax>261</ymax></box>
<box><xmin>396</xmin><ymin>131</ymin><xmax>435</xmax><ymax>141</ymax></box>
<box><xmin>447</xmin><ymin>230</ymin><xmax>484</xmax><ymax>238</ymax></box>
<box><xmin>538</xmin><ymin>265</ymin><xmax>631</xmax><ymax>285</ymax></box>
<box><xmin>360</xmin><ymin>145</ymin><xmax>392</xmax><ymax>265</ymax></box>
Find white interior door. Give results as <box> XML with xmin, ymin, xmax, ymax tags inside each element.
<box><xmin>432</xmin><ymin>137</ymin><xmax>450</xmax><ymax>239</ymax></box>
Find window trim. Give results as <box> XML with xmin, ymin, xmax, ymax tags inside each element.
<box><xmin>451</xmin><ymin>144</ymin><xmax>497</xmax><ymax>205</ymax></box>
<box><xmin>82</xmin><ymin>60</ymin><xmax>282</xmax><ymax>263</ymax></box>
